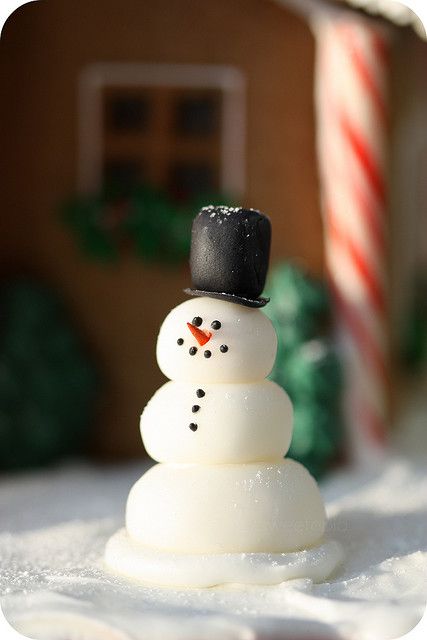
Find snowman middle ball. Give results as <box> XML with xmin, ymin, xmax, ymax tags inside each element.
<box><xmin>156</xmin><ymin>297</ymin><xmax>277</xmax><ymax>383</ymax></box>
<box><xmin>141</xmin><ymin>379</ymin><xmax>293</xmax><ymax>464</ymax></box>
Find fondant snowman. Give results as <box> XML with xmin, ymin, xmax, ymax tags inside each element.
<box><xmin>105</xmin><ymin>206</ymin><xmax>342</xmax><ymax>586</ymax></box>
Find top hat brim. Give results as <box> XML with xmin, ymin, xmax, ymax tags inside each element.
<box><xmin>184</xmin><ymin>288</ymin><xmax>269</xmax><ymax>308</ymax></box>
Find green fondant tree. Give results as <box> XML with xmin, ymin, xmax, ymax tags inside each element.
<box><xmin>263</xmin><ymin>263</ymin><xmax>343</xmax><ymax>478</ymax></box>
<box><xmin>0</xmin><ymin>280</ymin><xmax>99</xmax><ymax>469</ymax></box>
<box><xmin>401</xmin><ymin>273</ymin><xmax>427</xmax><ymax>371</ymax></box>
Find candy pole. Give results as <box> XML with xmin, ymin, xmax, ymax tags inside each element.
<box><xmin>314</xmin><ymin>14</ymin><xmax>390</xmax><ymax>463</ymax></box>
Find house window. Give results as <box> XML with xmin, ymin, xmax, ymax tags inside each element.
<box><xmin>175</xmin><ymin>95</ymin><xmax>219</xmax><ymax>136</ymax></box>
<box><xmin>78</xmin><ymin>64</ymin><xmax>245</xmax><ymax>198</ymax></box>
<box><xmin>103</xmin><ymin>158</ymin><xmax>144</xmax><ymax>191</ymax></box>
<box><xmin>106</xmin><ymin>94</ymin><xmax>150</xmax><ymax>132</ymax></box>
<box><xmin>169</xmin><ymin>161</ymin><xmax>216</xmax><ymax>199</ymax></box>
<box><xmin>101</xmin><ymin>85</ymin><xmax>222</xmax><ymax>196</ymax></box>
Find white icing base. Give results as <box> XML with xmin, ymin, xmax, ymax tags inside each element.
<box><xmin>104</xmin><ymin>529</ymin><xmax>343</xmax><ymax>587</ymax></box>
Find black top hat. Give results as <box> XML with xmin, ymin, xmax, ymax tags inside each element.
<box><xmin>184</xmin><ymin>206</ymin><xmax>271</xmax><ymax>308</ymax></box>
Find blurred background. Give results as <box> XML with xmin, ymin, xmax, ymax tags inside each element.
<box><xmin>1</xmin><ymin>0</ymin><xmax>427</xmax><ymax>478</ymax></box>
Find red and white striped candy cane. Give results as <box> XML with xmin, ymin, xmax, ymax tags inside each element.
<box><xmin>314</xmin><ymin>15</ymin><xmax>390</xmax><ymax>463</ymax></box>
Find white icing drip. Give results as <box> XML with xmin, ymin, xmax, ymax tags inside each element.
<box><xmin>105</xmin><ymin>530</ymin><xmax>343</xmax><ymax>587</ymax></box>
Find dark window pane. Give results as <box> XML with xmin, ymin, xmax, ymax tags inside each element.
<box><xmin>107</xmin><ymin>95</ymin><xmax>149</xmax><ymax>132</ymax></box>
<box><xmin>103</xmin><ymin>159</ymin><xmax>142</xmax><ymax>190</ymax></box>
<box><xmin>175</xmin><ymin>96</ymin><xmax>219</xmax><ymax>136</ymax></box>
<box><xmin>169</xmin><ymin>162</ymin><xmax>216</xmax><ymax>198</ymax></box>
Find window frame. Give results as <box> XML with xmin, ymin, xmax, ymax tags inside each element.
<box><xmin>77</xmin><ymin>63</ymin><xmax>246</xmax><ymax>197</ymax></box>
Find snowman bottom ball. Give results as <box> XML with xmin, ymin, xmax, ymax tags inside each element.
<box><xmin>105</xmin><ymin>460</ymin><xmax>343</xmax><ymax>587</ymax></box>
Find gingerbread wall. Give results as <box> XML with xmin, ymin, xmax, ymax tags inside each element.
<box><xmin>0</xmin><ymin>0</ymin><xmax>322</xmax><ymax>458</ymax></box>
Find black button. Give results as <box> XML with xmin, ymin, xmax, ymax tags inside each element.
<box><xmin>192</xmin><ymin>405</ymin><xmax>200</xmax><ymax>413</ymax></box>
<box><xmin>196</xmin><ymin>389</ymin><xmax>205</xmax><ymax>398</ymax></box>
<box><xmin>189</xmin><ymin>423</ymin><xmax>198</xmax><ymax>431</ymax></box>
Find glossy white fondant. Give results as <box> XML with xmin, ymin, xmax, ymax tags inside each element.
<box><xmin>140</xmin><ymin>379</ymin><xmax>293</xmax><ymax>464</ymax></box>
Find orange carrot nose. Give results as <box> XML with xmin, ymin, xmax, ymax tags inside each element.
<box><xmin>187</xmin><ymin>322</ymin><xmax>212</xmax><ymax>346</ymax></box>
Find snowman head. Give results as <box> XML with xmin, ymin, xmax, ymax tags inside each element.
<box><xmin>157</xmin><ymin>297</ymin><xmax>277</xmax><ymax>383</ymax></box>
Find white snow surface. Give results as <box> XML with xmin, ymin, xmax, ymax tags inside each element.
<box><xmin>0</xmin><ymin>456</ymin><xmax>426</xmax><ymax>640</ymax></box>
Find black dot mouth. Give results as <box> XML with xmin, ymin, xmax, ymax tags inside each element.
<box><xmin>204</xmin><ymin>350</ymin><xmax>212</xmax><ymax>358</ymax></box>
<box><xmin>220</xmin><ymin>344</ymin><xmax>228</xmax><ymax>353</ymax></box>
<box><xmin>189</xmin><ymin>346</ymin><xmax>197</xmax><ymax>356</ymax></box>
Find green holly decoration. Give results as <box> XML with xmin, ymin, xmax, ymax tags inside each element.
<box><xmin>62</xmin><ymin>184</ymin><xmax>233</xmax><ymax>264</ymax></box>
<box><xmin>263</xmin><ymin>263</ymin><xmax>343</xmax><ymax>478</ymax></box>
<box><xmin>0</xmin><ymin>280</ymin><xmax>99</xmax><ymax>470</ymax></box>
<box><xmin>62</xmin><ymin>193</ymin><xmax>120</xmax><ymax>261</ymax></box>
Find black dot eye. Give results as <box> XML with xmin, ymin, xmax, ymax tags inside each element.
<box><xmin>189</xmin><ymin>347</ymin><xmax>197</xmax><ymax>355</ymax></box>
<box><xmin>196</xmin><ymin>389</ymin><xmax>205</xmax><ymax>398</ymax></box>
<box><xmin>204</xmin><ymin>350</ymin><xmax>212</xmax><ymax>358</ymax></box>
<box><xmin>211</xmin><ymin>320</ymin><xmax>221</xmax><ymax>330</ymax></box>
<box><xmin>189</xmin><ymin>423</ymin><xmax>198</xmax><ymax>431</ymax></box>
<box><xmin>220</xmin><ymin>344</ymin><xmax>228</xmax><ymax>353</ymax></box>
<box><xmin>177</xmin><ymin>338</ymin><xmax>184</xmax><ymax>345</ymax></box>
<box><xmin>192</xmin><ymin>316</ymin><xmax>202</xmax><ymax>327</ymax></box>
